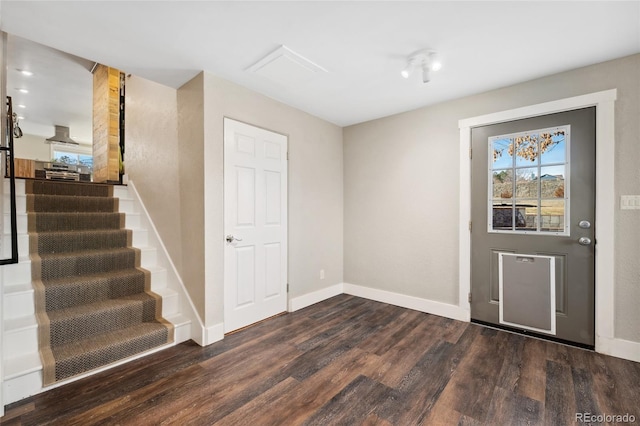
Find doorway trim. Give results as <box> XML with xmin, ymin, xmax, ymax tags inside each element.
<box><xmin>458</xmin><ymin>89</ymin><xmax>620</xmax><ymax>357</ymax></box>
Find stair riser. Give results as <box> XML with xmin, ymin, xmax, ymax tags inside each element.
<box><xmin>52</xmin><ymin>326</ymin><xmax>170</xmax><ymax>383</ymax></box>
<box><xmin>174</xmin><ymin>321</ymin><xmax>191</xmax><ymax>345</ymax></box>
<box><xmin>118</xmin><ymin>198</ymin><xmax>137</xmax><ymax>214</ymax></box>
<box><xmin>32</xmin><ymin>230</ymin><xmax>131</xmax><ymax>255</ymax></box>
<box><xmin>141</xmin><ymin>248</ymin><xmax>157</xmax><ymax>268</ymax></box>
<box><xmin>3</xmin><ymin>194</ymin><xmax>26</xmax><ymax>214</ymax></box>
<box><xmin>4</xmin><ymin>290</ymin><xmax>35</xmax><ymax>319</ymax></box>
<box><xmin>125</xmin><ymin>213</ymin><xmax>140</xmax><ymax>229</ymax></box>
<box><xmin>132</xmin><ymin>229</ymin><xmax>148</xmax><ymax>247</ymax></box>
<box><xmin>3</xmin><ymin>261</ymin><xmax>31</xmax><ymax>286</ymax></box>
<box><xmin>4</xmin><ymin>214</ymin><xmax>28</xmax><ymax>234</ymax></box>
<box><xmin>113</xmin><ymin>186</ymin><xmax>129</xmax><ymax>199</ymax></box>
<box><xmin>2</xmin><ymin>233</ymin><xmax>29</xmax><ymax>258</ymax></box>
<box><xmin>150</xmin><ymin>268</ymin><xmax>168</xmax><ymax>290</ymax></box>
<box><xmin>49</xmin><ymin>299</ymin><xmax>159</xmax><ymax>347</ymax></box>
<box><xmin>25</xmin><ymin>181</ymin><xmax>113</xmax><ymax>198</ymax></box>
<box><xmin>26</xmin><ymin>195</ymin><xmax>118</xmax><ymax>213</ymax></box>
<box><xmin>2</xmin><ymin>369</ymin><xmax>41</xmax><ymax>405</ymax></box>
<box><xmin>27</xmin><ymin>213</ymin><xmax>126</xmax><ymax>233</ymax></box>
<box><xmin>43</xmin><ymin>272</ymin><xmax>148</xmax><ymax>311</ymax></box>
<box><xmin>36</xmin><ymin>250</ymin><xmax>139</xmax><ymax>280</ymax></box>
<box><xmin>3</xmin><ymin>178</ymin><xmax>26</xmax><ymax>195</ymax></box>
<box><xmin>6</xmin><ymin>327</ymin><xmax>38</xmax><ymax>357</ymax></box>
<box><xmin>162</xmin><ymin>292</ymin><xmax>179</xmax><ymax>317</ymax></box>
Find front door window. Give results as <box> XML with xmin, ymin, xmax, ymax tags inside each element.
<box><xmin>489</xmin><ymin>126</ymin><xmax>569</xmax><ymax>235</ymax></box>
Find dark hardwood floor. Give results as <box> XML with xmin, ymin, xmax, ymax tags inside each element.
<box><xmin>2</xmin><ymin>295</ymin><xmax>639</xmax><ymax>425</ymax></box>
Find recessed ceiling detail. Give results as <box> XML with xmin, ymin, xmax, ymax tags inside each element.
<box><xmin>246</xmin><ymin>45</ymin><xmax>327</xmax><ymax>87</ymax></box>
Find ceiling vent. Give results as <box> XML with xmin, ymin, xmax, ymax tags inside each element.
<box><xmin>45</xmin><ymin>125</ymin><xmax>79</xmax><ymax>145</ymax></box>
<box><xmin>246</xmin><ymin>45</ymin><xmax>327</xmax><ymax>86</ymax></box>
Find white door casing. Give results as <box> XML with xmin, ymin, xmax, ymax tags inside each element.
<box><xmin>223</xmin><ymin>118</ymin><xmax>288</xmax><ymax>333</ymax></box>
<box><xmin>459</xmin><ymin>89</ymin><xmax>618</xmax><ymax>356</ymax></box>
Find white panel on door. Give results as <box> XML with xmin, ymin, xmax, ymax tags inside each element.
<box><xmin>264</xmin><ymin>243</ymin><xmax>281</xmax><ymax>298</ymax></box>
<box><xmin>236</xmin><ymin>246</ymin><xmax>256</xmax><ymax>307</ymax></box>
<box><xmin>265</xmin><ymin>171</ymin><xmax>281</xmax><ymax>225</ymax></box>
<box><xmin>236</xmin><ymin>134</ymin><xmax>256</xmax><ymax>156</ymax></box>
<box><xmin>264</xmin><ymin>141</ymin><xmax>282</xmax><ymax>160</ymax></box>
<box><xmin>236</xmin><ymin>166</ymin><xmax>255</xmax><ymax>226</ymax></box>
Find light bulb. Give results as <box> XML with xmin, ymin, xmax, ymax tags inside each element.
<box><xmin>432</xmin><ymin>61</ymin><xmax>442</xmax><ymax>71</ymax></box>
<box><xmin>401</xmin><ymin>65</ymin><xmax>412</xmax><ymax>79</ymax></box>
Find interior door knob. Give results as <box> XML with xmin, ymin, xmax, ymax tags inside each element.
<box><xmin>578</xmin><ymin>237</ymin><xmax>592</xmax><ymax>246</ymax></box>
<box><xmin>226</xmin><ymin>235</ymin><xmax>243</xmax><ymax>243</ymax></box>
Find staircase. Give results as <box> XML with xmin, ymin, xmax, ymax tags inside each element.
<box><xmin>2</xmin><ymin>179</ymin><xmax>194</xmax><ymax>405</ymax></box>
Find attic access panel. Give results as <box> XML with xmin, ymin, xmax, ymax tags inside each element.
<box><xmin>246</xmin><ymin>45</ymin><xmax>327</xmax><ymax>87</ymax></box>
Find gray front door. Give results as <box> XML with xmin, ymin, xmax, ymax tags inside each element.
<box><xmin>470</xmin><ymin>107</ymin><xmax>595</xmax><ymax>346</ymax></box>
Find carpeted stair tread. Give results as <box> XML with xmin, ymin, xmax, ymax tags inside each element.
<box><xmin>25</xmin><ymin>180</ymin><xmax>114</xmax><ymax>197</ymax></box>
<box><xmin>47</xmin><ymin>293</ymin><xmax>161</xmax><ymax>347</ymax></box>
<box><xmin>28</xmin><ymin>212</ymin><xmax>125</xmax><ymax>232</ymax></box>
<box><xmin>41</xmin><ymin>268</ymin><xmax>149</xmax><ymax>311</ymax></box>
<box><xmin>31</xmin><ymin>229</ymin><xmax>131</xmax><ymax>254</ymax></box>
<box><xmin>35</xmin><ymin>247</ymin><xmax>140</xmax><ymax>280</ymax></box>
<box><xmin>49</xmin><ymin>322</ymin><xmax>170</xmax><ymax>382</ymax></box>
<box><xmin>27</xmin><ymin>194</ymin><xmax>119</xmax><ymax>213</ymax></box>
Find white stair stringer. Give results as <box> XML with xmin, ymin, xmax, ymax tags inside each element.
<box><xmin>1</xmin><ymin>179</ymin><xmax>196</xmax><ymax>408</ymax></box>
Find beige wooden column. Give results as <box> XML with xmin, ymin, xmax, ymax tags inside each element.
<box><xmin>92</xmin><ymin>64</ymin><xmax>121</xmax><ymax>182</ymax></box>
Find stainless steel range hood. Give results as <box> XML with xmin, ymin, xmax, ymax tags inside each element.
<box><xmin>45</xmin><ymin>125</ymin><xmax>79</xmax><ymax>145</ymax></box>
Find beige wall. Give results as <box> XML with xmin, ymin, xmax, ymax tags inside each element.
<box><xmin>344</xmin><ymin>54</ymin><xmax>640</xmax><ymax>342</ymax></box>
<box><xmin>125</xmin><ymin>76</ymin><xmax>184</xmax><ymax>275</ymax></box>
<box><xmin>13</xmin><ymin>133</ymin><xmax>53</xmax><ymax>161</ymax></box>
<box><xmin>127</xmin><ymin>72</ymin><xmax>343</xmax><ymax>329</ymax></box>
<box><xmin>201</xmin><ymin>72</ymin><xmax>344</xmax><ymax>326</ymax></box>
<box><xmin>176</xmin><ymin>74</ymin><xmax>206</xmax><ymax>321</ymax></box>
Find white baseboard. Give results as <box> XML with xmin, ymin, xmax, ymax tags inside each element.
<box><xmin>200</xmin><ymin>323</ymin><xmax>224</xmax><ymax>346</ymax></box>
<box><xmin>343</xmin><ymin>283</ymin><xmax>469</xmax><ymax>322</ymax></box>
<box><xmin>288</xmin><ymin>283</ymin><xmax>344</xmax><ymax>312</ymax></box>
<box><xmin>596</xmin><ymin>336</ymin><xmax>640</xmax><ymax>363</ymax></box>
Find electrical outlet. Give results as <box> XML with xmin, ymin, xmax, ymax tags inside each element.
<box><xmin>621</xmin><ymin>195</ymin><xmax>640</xmax><ymax>210</ymax></box>
<box><xmin>320</xmin><ymin>269</ymin><xmax>325</xmax><ymax>280</ymax></box>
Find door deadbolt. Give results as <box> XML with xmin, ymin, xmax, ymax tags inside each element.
<box><xmin>578</xmin><ymin>220</ymin><xmax>591</xmax><ymax>229</ymax></box>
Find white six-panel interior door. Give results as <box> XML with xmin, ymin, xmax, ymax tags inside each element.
<box><xmin>223</xmin><ymin>118</ymin><xmax>288</xmax><ymax>333</ymax></box>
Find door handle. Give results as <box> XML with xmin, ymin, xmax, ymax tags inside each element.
<box><xmin>578</xmin><ymin>237</ymin><xmax>592</xmax><ymax>246</ymax></box>
<box><xmin>226</xmin><ymin>235</ymin><xmax>243</xmax><ymax>243</ymax></box>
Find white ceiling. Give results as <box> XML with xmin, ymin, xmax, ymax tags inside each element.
<box><xmin>1</xmin><ymin>1</ymin><xmax>639</xmax><ymax>131</ymax></box>
<box><xmin>6</xmin><ymin>35</ymin><xmax>94</xmax><ymax>143</ymax></box>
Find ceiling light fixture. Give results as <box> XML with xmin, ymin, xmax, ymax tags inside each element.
<box><xmin>17</xmin><ymin>104</ymin><xmax>26</xmax><ymax>109</ymax></box>
<box><xmin>17</xmin><ymin>88</ymin><xmax>29</xmax><ymax>94</ymax></box>
<box><xmin>401</xmin><ymin>49</ymin><xmax>441</xmax><ymax>83</ymax></box>
<box><xmin>17</xmin><ymin>69</ymin><xmax>33</xmax><ymax>76</ymax></box>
